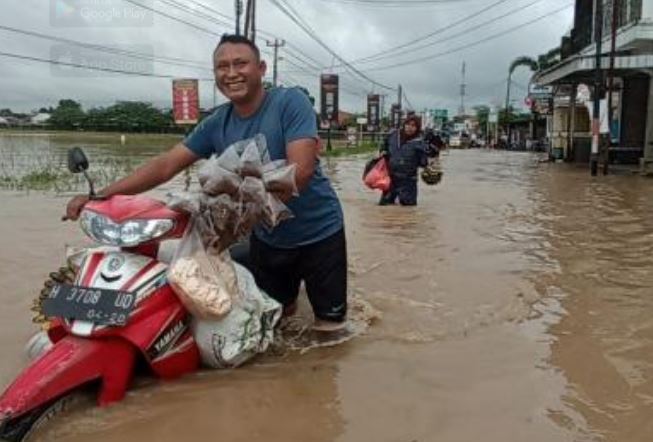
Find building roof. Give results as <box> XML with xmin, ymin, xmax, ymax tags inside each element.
<box><xmin>30</xmin><ymin>113</ymin><xmax>51</xmax><ymax>123</ymax></box>
<box><xmin>535</xmin><ymin>53</ymin><xmax>653</xmax><ymax>85</ymax></box>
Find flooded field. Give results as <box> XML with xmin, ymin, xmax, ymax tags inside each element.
<box><xmin>1</xmin><ymin>133</ymin><xmax>652</xmax><ymax>441</ymax></box>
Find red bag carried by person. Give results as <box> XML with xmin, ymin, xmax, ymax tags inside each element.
<box><xmin>363</xmin><ymin>157</ymin><xmax>391</xmax><ymax>192</ymax></box>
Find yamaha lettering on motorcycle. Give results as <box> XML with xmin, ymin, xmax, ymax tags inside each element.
<box><xmin>146</xmin><ymin>317</ymin><xmax>190</xmax><ymax>361</ymax></box>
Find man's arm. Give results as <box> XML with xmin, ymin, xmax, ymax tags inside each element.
<box><xmin>65</xmin><ymin>143</ymin><xmax>199</xmax><ymax>220</ymax></box>
<box><xmin>283</xmin><ymin>137</ymin><xmax>318</xmax><ymax>199</ymax></box>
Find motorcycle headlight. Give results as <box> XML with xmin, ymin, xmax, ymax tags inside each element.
<box><xmin>80</xmin><ymin>210</ymin><xmax>174</xmax><ymax>247</ymax></box>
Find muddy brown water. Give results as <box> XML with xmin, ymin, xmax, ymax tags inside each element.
<box><xmin>1</xmin><ymin>134</ymin><xmax>652</xmax><ymax>441</ymax></box>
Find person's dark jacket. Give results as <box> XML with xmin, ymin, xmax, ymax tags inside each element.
<box><xmin>381</xmin><ymin>130</ymin><xmax>428</xmax><ymax>178</ymax></box>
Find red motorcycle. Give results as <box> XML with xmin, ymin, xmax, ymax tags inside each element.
<box><xmin>0</xmin><ymin>148</ymin><xmax>200</xmax><ymax>441</ymax></box>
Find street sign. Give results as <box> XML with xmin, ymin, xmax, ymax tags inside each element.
<box><xmin>356</xmin><ymin>117</ymin><xmax>368</xmax><ymax>125</ymax></box>
<box><xmin>320</xmin><ymin>74</ymin><xmax>339</xmax><ymax>124</ymax></box>
<box><xmin>172</xmin><ymin>79</ymin><xmax>199</xmax><ymax>125</ymax></box>
<box><xmin>528</xmin><ymin>83</ymin><xmax>553</xmax><ymax>98</ymax></box>
<box><xmin>488</xmin><ymin>113</ymin><xmax>498</xmax><ymax>124</ymax></box>
<box><xmin>431</xmin><ymin>108</ymin><xmax>448</xmax><ymax>119</ymax></box>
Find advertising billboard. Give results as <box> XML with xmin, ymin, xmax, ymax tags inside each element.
<box><xmin>172</xmin><ymin>79</ymin><xmax>199</xmax><ymax>125</ymax></box>
<box><xmin>320</xmin><ymin>74</ymin><xmax>339</xmax><ymax>124</ymax></box>
<box><xmin>367</xmin><ymin>94</ymin><xmax>380</xmax><ymax>130</ymax></box>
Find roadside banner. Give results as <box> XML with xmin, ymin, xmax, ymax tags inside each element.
<box><xmin>367</xmin><ymin>94</ymin><xmax>380</xmax><ymax>130</ymax></box>
<box><xmin>528</xmin><ymin>83</ymin><xmax>553</xmax><ymax>115</ymax></box>
<box><xmin>320</xmin><ymin>74</ymin><xmax>339</xmax><ymax>124</ymax></box>
<box><xmin>172</xmin><ymin>79</ymin><xmax>199</xmax><ymax>125</ymax></box>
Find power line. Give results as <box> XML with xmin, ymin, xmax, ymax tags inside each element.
<box><xmin>0</xmin><ymin>24</ymin><xmax>211</xmax><ymax>72</ymax></box>
<box><xmin>314</xmin><ymin>0</ymin><xmax>477</xmax><ymax>6</ymax></box>
<box><xmin>0</xmin><ymin>12</ymin><xmax>330</xmax><ymax>93</ymax></box>
<box><xmin>349</xmin><ymin>0</ymin><xmax>545</xmax><ymax>67</ymax></box>
<box><xmin>346</xmin><ymin>0</ymin><xmax>511</xmax><ymax>65</ymax></box>
<box><xmin>176</xmin><ymin>0</ymin><xmax>327</xmax><ymax>71</ymax></box>
<box><xmin>157</xmin><ymin>0</ymin><xmax>233</xmax><ymax>28</ymax></box>
<box><xmin>182</xmin><ymin>0</ymin><xmax>235</xmax><ymax>22</ymax></box>
<box><xmin>268</xmin><ymin>0</ymin><xmax>394</xmax><ymax>91</ymax></box>
<box><xmin>160</xmin><ymin>0</ymin><xmax>371</xmax><ymax>91</ymax></box>
<box><xmin>354</xmin><ymin>3</ymin><xmax>573</xmax><ymax>72</ymax></box>
<box><xmin>271</xmin><ymin>0</ymin><xmax>373</xmax><ymax>90</ymax></box>
<box><xmin>121</xmin><ymin>0</ymin><xmax>224</xmax><ymax>37</ymax></box>
<box><xmin>403</xmin><ymin>90</ymin><xmax>415</xmax><ymax>111</ymax></box>
<box><xmin>0</xmin><ymin>50</ymin><xmax>214</xmax><ymax>80</ymax></box>
<box><xmin>167</xmin><ymin>0</ymin><xmax>330</xmax><ymax>75</ymax></box>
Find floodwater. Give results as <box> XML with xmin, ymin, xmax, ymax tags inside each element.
<box><xmin>1</xmin><ymin>133</ymin><xmax>652</xmax><ymax>441</ymax></box>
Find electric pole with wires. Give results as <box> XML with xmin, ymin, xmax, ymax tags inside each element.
<box><xmin>234</xmin><ymin>0</ymin><xmax>243</xmax><ymax>35</ymax></box>
<box><xmin>459</xmin><ymin>61</ymin><xmax>466</xmax><ymax>116</ymax></box>
<box><xmin>397</xmin><ymin>84</ymin><xmax>402</xmax><ymax>129</ymax></box>
<box><xmin>605</xmin><ymin>0</ymin><xmax>619</xmax><ymax>176</ymax></box>
<box><xmin>266</xmin><ymin>39</ymin><xmax>285</xmax><ymax>87</ymax></box>
<box><xmin>244</xmin><ymin>0</ymin><xmax>257</xmax><ymax>42</ymax></box>
<box><xmin>590</xmin><ymin>0</ymin><xmax>603</xmax><ymax>176</ymax></box>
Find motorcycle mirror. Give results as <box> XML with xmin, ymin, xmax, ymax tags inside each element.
<box><xmin>67</xmin><ymin>147</ymin><xmax>98</xmax><ymax>198</ymax></box>
<box><xmin>67</xmin><ymin>147</ymin><xmax>89</xmax><ymax>174</ymax></box>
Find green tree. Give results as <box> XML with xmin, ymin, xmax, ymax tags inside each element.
<box><xmin>474</xmin><ymin>105</ymin><xmax>490</xmax><ymax>129</ymax></box>
<box><xmin>83</xmin><ymin>101</ymin><xmax>173</xmax><ymax>132</ymax></box>
<box><xmin>49</xmin><ymin>99</ymin><xmax>85</xmax><ymax>129</ymax></box>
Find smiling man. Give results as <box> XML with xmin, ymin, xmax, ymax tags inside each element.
<box><xmin>65</xmin><ymin>34</ymin><xmax>348</xmax><ymax>331</ymax></box>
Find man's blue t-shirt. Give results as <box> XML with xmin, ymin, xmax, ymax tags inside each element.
<box><xmin>183</xmin><ymin>87</ymin><xmax>344</xmax><ymax>249</ymax></box>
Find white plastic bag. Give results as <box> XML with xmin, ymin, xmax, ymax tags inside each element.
<box><xmin>192</xmin><ymin>263</ymin><xmax>282</xmax><ymax>368</ymax></box>
<box><xmin>167</xmin><ymin>223</ymin><xmax>236</xmax><ymax>320</ymax></box>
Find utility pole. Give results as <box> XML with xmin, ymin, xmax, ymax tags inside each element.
<box><xmin>266</xmin><ymin>39</ymin><xmax>285</xmax><ymax>87</ymax></box>
<box><xmin>590</xmin><ymin>0</ymin><xmax>604</xmax><ymax>176</ymax></box>
<box><xmin>605</xmin><ymin>0</ymin><xmax>619</xmax><ymax>175</ymax></box>
<box><xmin>397</xmin><ymin>84</ymin><xmax>402</xmax><ymax>129</ymax></box>
<box><xmin>234</xmin><ymin>0</ymin><xmax>243</xmax><ymax>35</ymax></box>
<box><xmin>244</xmin><ymin>0</ymin><xmax>257</xmax><ymax>42</ymax></box>
<box><xmin>505</xmin><ymin>71</ymin><xmax>512</xmax><ymax>148</ymax></box>
<box><xmin>459</xmin><ymin>61</ymin><xmax>466</xmax><ymax>116</ymax></box>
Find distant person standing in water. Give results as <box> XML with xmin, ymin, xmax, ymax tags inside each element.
<box><xmin>379</xmin><ymin>116</ymin><xmax>427</xmax><ymax>206</ymax></box>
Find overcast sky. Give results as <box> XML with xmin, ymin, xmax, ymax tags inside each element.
<box><xmin>0</xmin><ymin>0</ymin><xmax>574</xmax><ymax>115</ymax></box>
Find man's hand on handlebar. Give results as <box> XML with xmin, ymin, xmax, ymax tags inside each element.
<box><xmin>63</xmin><ymin>195</ymin><xmax>90</xmax><ymax>221</ymax></box>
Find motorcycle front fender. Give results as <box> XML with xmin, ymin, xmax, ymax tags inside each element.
<box><xmin>0</xmin><ymin>335</ymin><xmax>136</xmax><ymax>420</ymax></box>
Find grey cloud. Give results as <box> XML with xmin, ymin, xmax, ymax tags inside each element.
<box><xmin>0</xmin><ymin>0</ymin><xmax>573</xmax><ymax>115</ymax></box>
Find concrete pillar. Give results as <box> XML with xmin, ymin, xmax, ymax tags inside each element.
<box><xmin>641</xmin><ymin>72</ymin><xmax>653</xmax><ymax>174</ymax></box>
<box><xmin>642</xmin><ymin>0</ymin><xmax>653</xmax><ymax>22</ymax></box>
<box><xmin>570</xmin><ymin>84</ymin><xmax>577</xmax><ymax>160</ymax></box>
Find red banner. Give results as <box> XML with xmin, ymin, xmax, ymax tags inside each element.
<box><xmin>172</xmin><ymin>79</ymin><xmax>199</xmax><ymax>125</ymax></box>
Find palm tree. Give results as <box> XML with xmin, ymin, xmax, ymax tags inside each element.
<box><xmin>505</xmin><ymin>56</ymin><xmax>539</xmax><ymax>146</ymax></box>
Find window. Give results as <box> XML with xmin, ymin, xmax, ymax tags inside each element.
<box><xmin>601</xmin><ymin>0</ymin><xmax>642</xmax><ymax>37</ymax></box>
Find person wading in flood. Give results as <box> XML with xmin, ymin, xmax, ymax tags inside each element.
<box><xmin>63</xmin><ymin>34</ymin><xmax>348</xmax><ymax>333</ymax></box>
<box><xmin>379</xmin><ymin>116</ymin><xmax>428</xmax><ymax>206</ymax></box>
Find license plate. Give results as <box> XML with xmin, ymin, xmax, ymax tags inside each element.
<box><xmin>42</xmin><ymin>283</ymin><xmax>136</xmax><ymax>326</ymax></box>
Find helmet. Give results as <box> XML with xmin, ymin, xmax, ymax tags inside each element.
<box><xmin>421</xmin><ymin>164</ymin><xmax>443</xmax><ymax>185</ymax></box>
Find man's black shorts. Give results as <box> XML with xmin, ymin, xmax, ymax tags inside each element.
<box><xmin>249</xmin><ymin>228</ymin><xmax>347</xmax><ymax>322</ymax></box>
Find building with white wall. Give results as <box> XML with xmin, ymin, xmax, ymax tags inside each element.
<box><xmin>535</xmin><ymin>0</ymin><xmax>653</xmax><ymax>168</ymax></box>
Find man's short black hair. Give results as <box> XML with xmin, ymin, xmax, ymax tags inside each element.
<box><xmin>215</xmin><ymin>34</ymin><xmax>261</xmax><ymax>60</ymax></box>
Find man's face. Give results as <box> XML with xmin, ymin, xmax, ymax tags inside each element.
<box><xmin>213</xmin><ymin>43</ymin><xmax>266</xmax><ymax>104</ymax></box>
